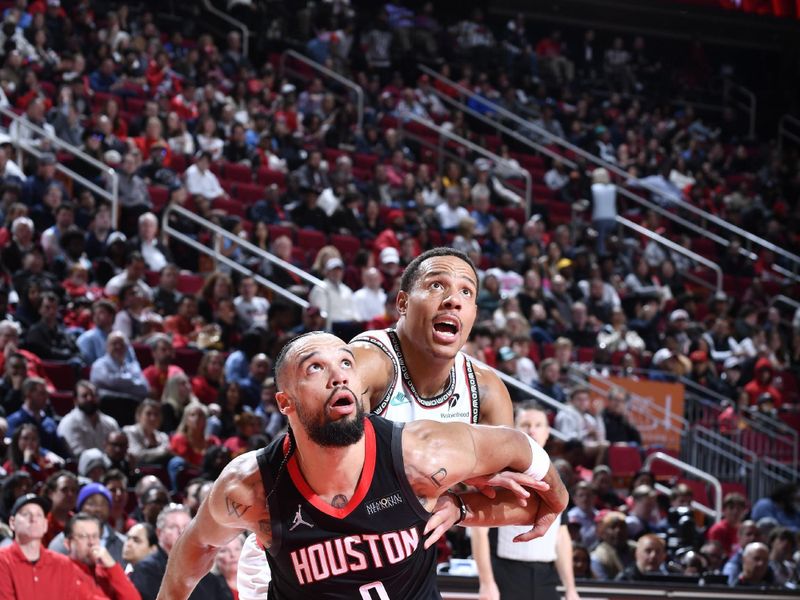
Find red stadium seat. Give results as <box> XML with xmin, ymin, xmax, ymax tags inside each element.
<box><xmin>608</xmin><ymin>444</ymin><xmax>643</xmax><ymax>488</ymax></box>
<box><xmin>50</xmin><ymin>392</ymin><xmax>74</xmax><ymax>417</ymax></box>
<box><xmin>40</xmin><ymin>361</ymin><xmax>77</xmax><ymax>392</ymax></box>
<box><xmin>257</xmin><ymin>167</ymin><xmax>286</xmax><ymax>188</ymax></box>
<box><xmin>212</xmin><ymin>197</ymin><xmax>245</xmax><ymax>218</ymax></box>
<box><xmin>645</xmin><ymin>447</ymin><xmax>681</xmax><ymax>481</ymax></box>
<box><xmin>176</xmin><ymin>274</ymin><xmax>205</xmax><ymax>295</ymax></box>
<box><xmin>133</xmin><ymin>343</ymin><xmax>154</xmax><ymax>368</ymax></box>
<box><xmin>330</xmin><ymin>234</ymin><xmax>361</xmax><ymax>262</ymax></box>
<box><xmin>296</xmin><ymin>229</ymin><xmax>327</xmax><ymax>254</ymax></box>
<box><xmin>678</xmin><ymin>478</ymin><xmax>710</xmax><ymax>507</ymax></box>
<box><xmin>148</xmin><ymin>186</ymin><xmax>169</xmax><ymax>212</ymax></box>
<box><xmin>267</xmin><ymin>224</ymin><xmax>293</xmax><ymax>241</ymax></box>
<box><xmin>173</xmin><ymin>348</ymin><xmax>204</xmax><ymax>377</ymax></box>
<box><xmin>224</xmin><ymin>162</ymin><xmax>254</xmax><ymax>183</ymax></box>
<box><xmin>236</xmin><ymin>183</ymin><xmax>264</xmax><ymax>205</ymax></box>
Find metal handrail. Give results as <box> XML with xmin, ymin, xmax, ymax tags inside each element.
<box><xmin>426</xmin><ymin>88</ymin><xmax>575</xmax><ymax>169</ymax></box>
<box><xmin>616</xmin><ymin>215</ymin><xmax>723</xmax><ymax>292</ymax></box>
<box><xmin>280</xmin><ymin>50</ymin><xmax>365</xmax><ymax>132</ymax></box>
<box><xmin>2</xmin><ymin>106</ymin><xmax>119</xmax><ymax>226</ymax></box>
<box><xmin>723</xmin><ymin>80</ymin><xmax>756</xmax><ymax>140</ymax></box>
<box><xmin>645</xmin><ymin>451</ymin><xmax>723</xmax><ymax>522</ymax></box>
<box><xmin>201</xmin><ymin>0</ymin><xmax>249</xmax><ymax>57</ymax></box>
<box><xmin>772</xmin><ymin>294</ymin><xmax>800</xmax><ymax>313</ymax></box>
<box><xmin>402</xmin><ymin>114</ymin><xmax>533</xmax><ymax>218</ymax></box>
<box><xmin>778</xmin><ymin>114</ymin><xmax>800</xmax><ymax>152</ymax></box>
<box><xmin>652</xmin><ymin>482</ymin><xmax>718</xmax><ymax>521</ymax></box>
<box><xmin>465</xmin><ymin>356</ymin><xmax>568</xmax><ymax>441</ymax></box>
<box><xmin>161</xmin><ymin>204</ymin><xmax>333</xmax><ymax>330</ymax></box>
<box><xmin>418</xmin><ymin>65</ymin><xmax>800</xmax><ymax>277</ymax></box>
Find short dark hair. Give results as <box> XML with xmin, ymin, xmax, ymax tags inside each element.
<box><xmin>274</xmin><ymin>331</ymin><xmax>319</xmax><ymax>391</ymax></box>
<box><xmin>399</xmin><ymin>248</ymin><xmax>478</xmax><ymax>293</ymax></box>
<box><xmin>126</xmin><ymin>252</ymin><xmax>144</xmax><ymax>266</ymax></box>
<box><xmin>134</xmin><ymin>521</ymin><xmax>158</xmax><ymax>547</ymax></box>
<box><xmin>92</xmin><ymin>299</ymin><xmax>116</xmax><ymax>315</ymax></box>
<box><xmin>102</xmin><ymin>468</ymin><xmax>128</xmax><ymax>488</ymax></box>
<box><xmin>64</xmin><ymin>512</ymin><xmax>101</xmax><ymax>539</ymax></box>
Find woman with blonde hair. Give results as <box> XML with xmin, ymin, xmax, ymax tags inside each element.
<box><xmin>167</xmin><ymin>401</ymin><xmax>221</xmax><ymax>490</ymax></box>
<box><xmin>310</xmin><ymin>245</ymin><xmax>342</xmax><ymax>279</ymax></box>
<box><xmin>161</xmin><ymin>373</ymin><xmax>198</xmax><ymax>433</ymax></box>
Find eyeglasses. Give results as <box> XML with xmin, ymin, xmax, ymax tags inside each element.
<box><xmin>71</xmin><ymin>532</ymin><xmax>101</xmax><ymax>542</ymax></box>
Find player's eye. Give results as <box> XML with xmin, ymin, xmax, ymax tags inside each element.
<box><xmin>431</xmin><ymin>281</ymin><xmax>443</xmax><ymax>290</ymax></box>
<box><xmin>341</xmin><ymin>359</ymin><xmax>352</xmax><ymax>368</ymax></box>
<box><xmin>307</xmin><ymin>363</ymin><xmax>322</xmax><ymax>373</ymax></box>
<box><xmin>461</xmin><ymin>287</ymin><xmax>473</xmax><ymax>296</ymax></box>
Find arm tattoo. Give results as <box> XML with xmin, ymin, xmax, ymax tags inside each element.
<box><xmin>225</xmin><ymin>495</ymin><xmax>251</xmax><ymax>518</ymax></box>
<box><xmin>331</xmin><ymin>494</ymin><xmax>348</xmax><ymax>509</ymax></box>
<box><xmin>429</xmin><ymin>467</ymin><xmax>447</xmax><ymax>488</ymax></box>
<box><xmin>258</xmin><ymin>520</ymin><xmax>270</xmax><ymax>534</ymax></box>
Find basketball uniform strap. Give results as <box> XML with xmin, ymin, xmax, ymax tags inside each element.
<box><xmin>256</xmin><ymin>444</ymin><xmax>283</xmax><ymax>556</ymax></box>
<box><xmin>390</xmin><ymin>420</ymin><xmax>432</xmax><ymax>521</ymax></box>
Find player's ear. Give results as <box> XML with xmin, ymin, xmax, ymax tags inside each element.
<box><xmin>396</xmin><ymin>290</ymin><xmax>408</xmax><ymax>315</ymax></box>
<box><xmin>275</xmin><ymin>391</ymin><xmax>292</xmax><ymax>415</ymax></box>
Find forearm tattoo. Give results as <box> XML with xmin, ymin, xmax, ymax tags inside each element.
<box><xmin>225</xmin><ymin>496</ymin><xmax>251</xmax><ymax>518</ymax></box>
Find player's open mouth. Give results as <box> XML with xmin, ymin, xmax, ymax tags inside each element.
<box><xmin>327</xmin><ymin>389</ymin><xmax>357</xmax><ymax>415</ymax></box>
<box><xmin>432</xmin><ymin>315</ymin><xmax>461</xmax><ymax>343</ymax></box>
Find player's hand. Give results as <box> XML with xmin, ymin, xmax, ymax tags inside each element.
<box><xmin>422</xmin><ymin>494</ymin><xmax>461</xmax><ymax>549</ymax></box>
<box><xmin>564</xmin><ymin>589</ymin><xmax>581</xmax><ymax>600</ymax></box>
<box><xmin>513</xmin><ymin>496</ymin><xmax>557</xmax><ymax>543</ymax></box>
<box><xmin>464</xmin><ymin>471</ymin><xmax>549</xmax><ymax>505</ymax></box>
<box><xmin>478</xmin><ymin>580</ymin><xmax>500</xmax><ymax>600</ymax></box>
<box><xmin>91</xmin><ymin>545</ymin><xmax>116</xmax><ymax>568</ymax></box>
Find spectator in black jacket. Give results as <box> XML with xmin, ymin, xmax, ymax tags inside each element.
<box><xmin>291</xmin><ymin>187</ymin><xmax>329</xmax><ymax>233</ymax></box>
<box><xmin>130</xmin><ymin>504</ymin><xmax>232</xmax><ymax>600</ymax></box>
<box><xmin>23</xmin><ymin>292</ymin><xmax>82</xmax><ymax>364</ymax></box>
<box><xmin>602</xmin><ymin>387</ymin><xmax>642</xmax><ymax>446</ymax></box>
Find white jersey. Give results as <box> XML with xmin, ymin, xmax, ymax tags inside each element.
<box><xmin>352</xmin><ymin>328</ymin><xmax>481</xmax><ymax>424</ymax></box>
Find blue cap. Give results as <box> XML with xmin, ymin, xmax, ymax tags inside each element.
<box><xmin>77</xmin><ymin>482</ymin><xmax>112</xmax><ymax>511</ymax></box>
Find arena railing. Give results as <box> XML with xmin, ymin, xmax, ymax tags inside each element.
<box><xmin>777</xmin><ymin>114</ymin><xmax>800</xmax><ymax>152</ymax></box>
<box><xmin>684</xmin><ymin>424</ymin><xmax>761</xmax><ymax>499</ymax></box>
<box><xmin>680</xmin><ymin>378</ymin><xmax>799</xmax><ymax>475</ymax></box>
<box><xmin>645</xmin><ymin>451</ymin><xmax>723</xmax><ymax>522</ymax></box>
<box><xmin>397</xmin><ymin>113</ymin><xmax>533</xmax><ymax>219</ymax></box>
<box><xmin>161</xmin><ymin>203</ymin><xmax>333</xmax><ymax>330</ymax></box>
<box><xmin>722</xmin><ymin>79</ymin><xmax>757</xmax><ymax>140</ymax></box>
<box><xmin>280</xmin><ymin>50</ymin><xmax>365</xmax><ymax>132</ymax></box>
<box><xmin>201</xmin><ymin>0</ymin><xmax>249</xmax><ymax>57</ymax></box>
<box><xmin>417</xmin><ymin>64</ymin><xmax>800</xmax><ymax>283</ymax></box>
<box><xmin>615</xmin><ymin>215</ymin><xmax>723</xmax><ymax>293</ymax></box>
<box><xmin>1</xmin><ymin>106</ymin><xmax>120</xmax><ymax>228</ymax></box>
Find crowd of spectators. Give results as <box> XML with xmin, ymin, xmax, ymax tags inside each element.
<box><xmin>0</xmin><ymin>0</ymin><xmax>797</xmax><ymax>596</ymax></box>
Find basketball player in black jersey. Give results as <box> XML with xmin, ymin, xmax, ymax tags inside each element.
<box><xmin>157</xmin><ymin>332</ymin><xmax>568</xmax><ymax>599</ymax></box>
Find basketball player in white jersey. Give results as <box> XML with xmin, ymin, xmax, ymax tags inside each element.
<box><xmin>351</xmin><ymin>248</ymin><xmax>565</xmax><ymax>599</ymax></box>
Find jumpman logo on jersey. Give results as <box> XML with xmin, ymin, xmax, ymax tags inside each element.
<box><xmin>289</xmin><ymin>505</ymin><xmax>314</xmax><ymax>531</ymax></box>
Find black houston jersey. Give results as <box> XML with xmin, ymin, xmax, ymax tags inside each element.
<box><xmin>257</xmin><ymin>414</ymin><xmax>440</xmax><ymax>599</ymax></box>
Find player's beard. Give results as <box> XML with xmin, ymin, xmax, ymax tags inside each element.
<box><xmin>295</xmin><ymin>389</ymin><xmax>366</xmax><ymax>448</ymax></box>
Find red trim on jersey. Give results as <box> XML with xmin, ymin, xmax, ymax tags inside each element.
<box><xmin>285</xmin><ymin>418</ymin><xmax>377</xmax><ymax>519</ymax></box>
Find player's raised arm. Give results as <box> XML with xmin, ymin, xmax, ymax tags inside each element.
<box><xmin>156</xmin><ymin>452</ymin><xmax>266</xmax><ymax>600</ymax></box>
<box><xmin>349</xmin><ymin>338</ymin><xmax>394</xmax><ymax>410</ymax></box>
<box><xmin>402</xmin><ymin>419</ymin><xmax>569</xmax><ymax>545</ymax></box>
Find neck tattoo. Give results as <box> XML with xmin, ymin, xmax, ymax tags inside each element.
<box><xmin>331</xmin><ymin>494</ymin><xmax>347</xmax><ymax>509</ymax></box>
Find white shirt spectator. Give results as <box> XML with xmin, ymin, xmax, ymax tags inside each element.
<box><xmin>234</xmin><ymin>295</ymin><xmax>270</xmax><ymax>329</ymax></box>
<box><xmin>140</xmin><ymin>239</ymin><xmax>168</xmax><ymax>272</ymax></box>
<box><xmin>57</xmin><ymin>407</ymin><xmax>120</xmax><ymax>456</ymax></box>
<box><xmin>591</xmin><ymin>182</ymin><xmax>617</xmax><ymax>221</ymax></box>
<box><xmin>435</xmin><ymin>203</ymin><xmax>470</xmax><ymax>230</ymax></box>
<box><xmin>352</xmin><ymin>286</ymin><xmax>386</xmax><ymax>322</ymax></box>
<box><xmin>309</xmin><ymin>279</ymin><xmax>357</xmax><ymax>322</ymax></box>
<box><xmin>544</xmin><ymin>167</ymin><xmax>569</xmax><ymax>190</ymax></box>
<box><xmin>485</xmin><ymin>266</ymin><xmax>524</xmax><ymax>297</ymax></box>
<box><xmin>104</xmin><ymin>272</ymin><xmax>153</xmax><ymax>300</ymax></box>
<box><xmin>185</xmin><ymin>163</ymin><xmax>225</xmax><ymax>199</ymax></box>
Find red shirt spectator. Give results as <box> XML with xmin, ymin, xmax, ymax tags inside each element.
<box><xmin>143</xmin><ymin>364</ymin><xmax>185</xmax><ymax>400</ymax></box>
<box><xmin>169</xmin><ymin>402</ymin><xmax>221</xmax><ymax>467</ymax></box>
<box><xmin>744</xmin><ymin>357</ymin><xmax>783</xmax><ymax>408</ymax></box>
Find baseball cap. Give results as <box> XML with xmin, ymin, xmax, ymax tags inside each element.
<box><xmin>324</xmin><ymin>257</ymin><xmax>344</xmax><ymax>272</ymax></box>
<box><xmin>723</xmin><ymin>356</ymin><xmax>741</xmax><ymax>370</ymax></box>
<box><xmin>669</xmin><ymin>309</ymin><xmax>689</xmax><ymax>323</ymax></box>
<box><xmin>78</xmin><ymin>447</ymin><xmax>111</xmax><ymax>477</ymax></box>
<box><xmin>106</xmin><ymin>231</ymin><xmax>127</xmax><ymax>245</ymax></box>
<box><xmin>379</xmin><ymin>247</ymin><xmax>400</xmax><ymax>264</ymax></box>
<box><xmin>11</xmin><ymin>493</ymin><xmax>51</xmax><ymax>517</ymax></box>
<box><xmin>386</xmin><ymin>209</ymin><xmax>404</xmax><ymax>223</ymax></box>
<box><xmin>556</xmin><ymin>258</ymin><xmax>573</xmax><ymax>271</ymax></box>
<box><xmin>77</xmin><ymin>482</ymin><xmax>113</xmax><ymax>511</ymax></box>
<box><xmin>652</xmin><ymin>348</ymin><xmax>673</xmax><ymax>366</ymax></box>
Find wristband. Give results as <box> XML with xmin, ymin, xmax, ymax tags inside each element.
<box><xmin>449</xmin><ymin>492</ymin><xmax>468</xmax><ymax>525</ymax></box>
<box><xmin>523</xmin><ymin>434</ymin><xmax>550</xmax><ymax>481</ymax></box>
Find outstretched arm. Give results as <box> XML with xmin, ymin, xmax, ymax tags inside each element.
<box><xmin>404</xmin><ymin>420</ymin><xmax>568</xmax><ymax>544</ymax></box>
<box><xmin>156</xmin><ymin>452</ymin><xmax>266</xmax><ymax>600</ymax></box>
